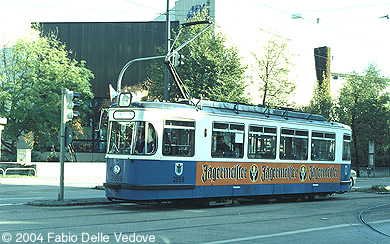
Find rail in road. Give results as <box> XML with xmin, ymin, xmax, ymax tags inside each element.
<box><xmin>1</xmin><ymin>192</ymin><xmax>389</xmax><ymax>243</ymax></box>
<box><xmin>358</xmin><ymin>203</ymin><xmax>390</xmax><ymax>238</ymax></box>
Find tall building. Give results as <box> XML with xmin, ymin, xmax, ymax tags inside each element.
<box><xmin>314</xmin><ymin>46</ymin><xmax>331</xmax><ymax>90</ymax></box>
<box><xmin>39</xmin><ymin>21</ymin><xmax>179</xmax><ymax>154</ymax></box>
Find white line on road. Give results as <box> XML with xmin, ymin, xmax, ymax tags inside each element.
<box><xmin>0</xmin><ymin>203</ymin><xmax>24</xmax><ymax>207</ymax></box>
<box><xmin>202</xmin><ymin>219</ymin><xmax>390</xmax><ymax>244</ymax></box>
<box><xmin>0</xmin><ymin>197</ymin><xmax>45</xmax><ymax>201</ymax></box>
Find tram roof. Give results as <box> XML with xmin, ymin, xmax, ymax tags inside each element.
<box><xmin>115</xmin><ymin>99</ymin><xmax>348</xmax><ymax>129</ymax></box>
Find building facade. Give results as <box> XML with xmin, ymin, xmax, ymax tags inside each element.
<box><xmin>39</xmin><ymin>21</ymin><xmax>179</xmax><ymax>154</ymax></box>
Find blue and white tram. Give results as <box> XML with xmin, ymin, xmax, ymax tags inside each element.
<box><xmin>104</xmin><ymin>96</ymin><xmax>352</xmax><ymax>202</ymax></box>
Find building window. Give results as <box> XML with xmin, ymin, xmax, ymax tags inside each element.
<box><xmin>211</xmin><ymin>122</ymin><xmax>244</xmax><ymax>158</ymax></box>
<box><xmin>280</xmin><ymin>128</ymin><xmax>308</xmax><ymax>160</ymax></box>
<box><xmin>163</xmin><ymin>120</ymin><xmax>195</xmax><ymax>157</ymax></box>
<box><xmin>343</xmin><ymin>134</ymin><xmax>351</xmax><ymax>161</ymax></box>
<box><xmin>248</xmin><ymin>125</ymin><xmax>276</xmax><ymax>159</ymax></box>
<box><xmin>311</xmin><ymin>132</ymin><xmax>335</xmax><ymax>161</ymax></box>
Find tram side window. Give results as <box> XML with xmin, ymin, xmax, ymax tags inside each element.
<box><xmin>343</xmin><ymin>134</ymin><xmax>351</xmax><ymax>161</ymax></box>
<box><xmin>108</xmin><ymin>121</ymin><xmax>157</xmax><ymax>155</ymax></box>
<box><xmin>211</xmin><ymin>122</ymin><xmax>244</xmax><ymax>158</ymax></box>
<box><xmin>311</xmin><ymin>132</ymin><xmax>335</xmax><ymax>161</ymax></box>
<box><xmin>248</xmin><ymin>125</ymin><xmax>276</xmax><ymax>159</ymax></box>
<box><xmin>163</xmin><ymin>120</ymin><xmax>195</xmax><ymax>157</ymax></box>
<box><xmin>280</xmin><ymin>129</ymin><xmax>308</xmax><ymax>160</ymax></box>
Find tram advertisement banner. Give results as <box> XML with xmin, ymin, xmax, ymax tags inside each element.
<box><xmin>196</xmin><ymin>162</ymin><xmax>340</xmax><ymax>186</ymax></box>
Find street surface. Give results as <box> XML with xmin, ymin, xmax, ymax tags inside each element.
<box><xmin>0</xmin><ymin>176</ymin><xmax>389</xmax><ymax>243</ymax></box>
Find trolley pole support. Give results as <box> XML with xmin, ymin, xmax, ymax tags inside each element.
<box><xmin>58</xmin><ymin>88</ymin><xmax>66</xmax><ymax>201</ymax></box>
<box><xmin>115</xmin><ymin>19</ymin><xmax>212</xmax><ymax>95</ymax></box>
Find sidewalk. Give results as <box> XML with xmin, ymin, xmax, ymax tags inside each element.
<box><xmin>0</xmin><ymin>175</ymin><xmax>105</xmax><ymax>188</ymax></box>
<box><xmin>0</xmin><ymin>176</ymin><xmax>107</xmax><ymax>207</ymax></box>
<box><xmin>353</xmin><ymin>176</ymin><xmax>390</xmax><ymax>190</ymax></box>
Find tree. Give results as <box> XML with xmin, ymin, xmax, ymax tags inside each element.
<box><xmin>251</xmin><ymin>38</ymin><xmax>295</xmax><ymax>107</ymax></box>
<box><xmin>0</xmin><ymin>26</ymin><xmax>94</xmax><ymax>159</ymax></box>
<box><xmin>148</xmin><ymin>10</ymin><xmax>248</xmax><ymax>103</ymax></box>
<box><xmin>307</xmin><ymin>72</ymin><xmax>334</xmax><ymax>120</ymax></box>
<box><xmin>336</xmin><ymin>64</ymin><xmax>390</xmax><ymax>172</ymax></box>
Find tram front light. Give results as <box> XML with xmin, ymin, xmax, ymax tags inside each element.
<box><xmin>113</xmin><ymin>165</ymin><xmax>121</xmax><ymax>175</ymax></box>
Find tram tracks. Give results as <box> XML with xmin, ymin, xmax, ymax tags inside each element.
<box><xmin>1</xmin><ymin>194</ymin><xmax>388</xmax><ymax>232</ymax></box>
<box><xmin>358</xmin><ymin>203</ymin><xmax>390</xmax><ymax>237</ymax></box>
<box><xmin>1</xmin><ymin>198</ymin><xmax>364</xmax><ymax>233</ymax></box>
<box><xmin>2</xmin><ymin>194</ymin><xmax>390</xmax><ymax>243</ymax></box>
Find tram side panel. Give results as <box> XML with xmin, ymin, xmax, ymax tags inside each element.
<box><xmin>106</xmin><ymin>158</ymin><xmax>199</xmax><ymax>201</ymax></box>
<box><xmin>194</xmin><ymin>161</ymin><xmax>343</xmax><ymax>198</ymax></box>
<box><xmin>105</xmin><ymin>105</ymin><xmax>351</xmax><ymax>201</ymax></box>
<box><xmin>106</xmin><ymin>153</ymin><xmax>347</xmax><ymax>201</ymax></box>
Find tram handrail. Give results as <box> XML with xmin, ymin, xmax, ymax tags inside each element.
<box><xmin>4</xmin><ymin>168</ymin><xmax>36</xmax><ymax>176</ymax></box>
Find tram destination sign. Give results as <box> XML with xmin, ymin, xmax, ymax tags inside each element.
<box><xmin>196</xmin><ymin>162</ymin><xmax>340</xmax><ymax>186</ymax></box>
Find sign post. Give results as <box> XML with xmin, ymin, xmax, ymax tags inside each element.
<box><xmin>58</xmin><ymin>88</ymin><xmax>80</xmax><ymax>201</ymax></box>
<box><xmin>368</xmin><ymin>140</ymin><xmax>375</xmax><ymax>178</ymax></box>
<box><xmin>0</xmin><ymin>117</ymin><xmax>7</xmax><ymax>162</ymax></box>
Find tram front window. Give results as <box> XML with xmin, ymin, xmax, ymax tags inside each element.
<box><xmin>108</xmin><ymin>121</ymin><xmax>157</xmax><ymax>155</ymax></box>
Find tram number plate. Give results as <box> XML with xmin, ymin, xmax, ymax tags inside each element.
<box><xmin>111</xmin><ymin>174</ymin><xmax>123</xmax><ymax>182</ymax></box>
<box><xmin>173</xmin><ymin>176</ymin><xmax>185</xmax><ymax>183</ymax></box>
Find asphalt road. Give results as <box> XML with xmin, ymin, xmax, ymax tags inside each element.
<box><xmin>0</xmin><ymin>177</ymin><xmax>389</xmax><ymax>244</ymax></box>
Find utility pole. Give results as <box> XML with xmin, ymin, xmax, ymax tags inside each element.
<box><xmin>163</xmin><ymin>0</ymin><xmax>171</xmax><ymax>101</ymax></box>
<box><xmin>58</xmin><ymin>88</ymin><xmax>66</xmax><ymax>201</ymax></box>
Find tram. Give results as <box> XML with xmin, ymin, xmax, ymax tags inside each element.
<box><xmin>103</xmin><ymin>20</ymin><xmax>352</xmax><ymax>203</ymax></box>
<box><xmin>104</xmin><ymin>97</ymin><xmax>352</xmax><ymax>202</ymax></box>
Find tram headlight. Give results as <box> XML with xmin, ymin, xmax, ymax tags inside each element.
<box><xmin>113</xmin><ymin>165</ymin><xmax>121</xmax><ymax>175</ymax></box>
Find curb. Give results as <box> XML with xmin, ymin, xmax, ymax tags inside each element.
<box><xmin>27</xmin><ymin>198</ymin><xmax>115</xmax><ymax>207</ymax></box>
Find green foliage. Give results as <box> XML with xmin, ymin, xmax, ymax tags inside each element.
<box><xmin>0</xmin><ymin>25</ymin><xmax>94</xmax><ymax>155</ymax></box>
<box><xmin>252</xmin><ymin>38</ymin><xmax>295</xmax><ymax>107</ymax></box>
<box><xmin>335</xmin><ymin>63</ymin><xmax>390</xmax><ymax>167</ymax></box>
<box><xmin>370</xmin><ymin>185</ymin><xmax>390</xmax><ymax>192</ymax></box>
<box><xmin>148</xmin><ymin>10</ymin><xmax>248</xmax><ymax>103</ymax></box>
<box><xmin>307</xmin><ymin>72</ymin><xmax>334</xmax><ymax>120</ymax></box>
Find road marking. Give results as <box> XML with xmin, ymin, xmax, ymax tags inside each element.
<box><xmin>0</xmin><ymin>197</ymin><xmax>45</xmax><ymax>201</ymax></box>
<box><xmin>202</xmin><ymin>219</ymin><xmax>390</xmax><ymax>244</ymax></box>
<box><xmin>0</xmin><ymin>203</ymin><xmax>24</xmax><ymax>207</ymax></box>
<box><xmin>183</xmin><ymin>210</ymin><xmax>205</xmax><ymax>213</ymax></box>
<box><xmin>0</xmin><ymin>197</ymin><xmax>45</xmax><ymax>206</ymax></box>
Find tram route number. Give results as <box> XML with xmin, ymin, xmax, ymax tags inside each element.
<box><xmin>111</xmin><ymin>174</ymin><xmax>123</xmax><ymax>182</ymax></box>
<box><xmin>173</xmin><ymin>176</ymin><xmax>185</xmax><ymax>183</ymax></box>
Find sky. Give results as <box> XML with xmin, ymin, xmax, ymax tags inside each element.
<box><xmin>1</xmin><ymin>0</ymin><xmax>390</xmax><ymax>105</ymax></box>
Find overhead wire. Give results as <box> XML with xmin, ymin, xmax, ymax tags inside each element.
<box><xmin>301</xmin><ymin>3</ymin><xmax>390</xmax><ymax>13</ymax></box>
<box><xmin>255</xmin><ymin>1</ymin><xmax>389</xmax><ymax>48</ymax></box>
